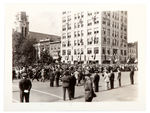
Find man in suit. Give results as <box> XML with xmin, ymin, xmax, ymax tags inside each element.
<box><xmin>61</xmin><ymin>70</ymin><xmax>71</xmax><ymax>101</ymax></box>
<box><xmin>69</xmin><ymin>72</ymin><xmax>76</xmax><ymax>99</ymax></box>
<box><xmin>130</xmin><ymin>67</ymin><xmax>135</xmax><ymax>85</ymax></box>
<box><xmin>109</xmin><ymin>70</ymin><xmax>115</xmax><ymax>89</ymax></box>
<box><xmin>49</xmin><ymin>69</ymin><xmax>55</xmax><ymax>87</ymax></box>
<box><xmin>117</xmin><ymin>68</ymin><xmax>121</xmax><ymax>87</ymax></box>
<box><xmin>19</xmin><ymin>73</ymin><xmax>32</xmax><ymax>103</ymax></box>
<box><xmin>93</xmin><ymin>71</ymin><xmax>100</xmax><ymax>92</ymax></box>
<box><xmin>55</xmin><ymin>68</ymin><xmax>61</xmax><ymax>87</ymax></box>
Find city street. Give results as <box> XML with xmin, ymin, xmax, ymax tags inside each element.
<box><xmin>12</xmin><ymin>71</ymin><xmax>138</xmax><ymax>102</ymax></box>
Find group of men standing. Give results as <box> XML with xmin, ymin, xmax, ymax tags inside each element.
<box><xmin>17</xmin><ymin>64</ymin><xmax>135</xmax><ymax>103</ymax></box>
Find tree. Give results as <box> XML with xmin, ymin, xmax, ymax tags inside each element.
<box><xmin>39</xmin><ymin>50</ymin><xmax>54</xmax><ymax>65</ymax></box>
<box><xmin>12</xmin><ymin>31</ymin><xmax>37</xmax><ymax>66</ymax></box>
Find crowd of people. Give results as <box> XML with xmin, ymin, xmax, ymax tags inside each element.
<box><xmin>13</xmin><ymin>63</ymin><xmax>136</xmax><ymax>102</ymax></box>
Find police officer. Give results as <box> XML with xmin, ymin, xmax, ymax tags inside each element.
<box><xmin>19</xmin><ymin>73</ymin><xmax>32</xmax><ymax>103</ymax></box>
<box><xmin>93</xmin><ymin>71</ymin><xmax>100</xmax><ymax>92</ymax></box>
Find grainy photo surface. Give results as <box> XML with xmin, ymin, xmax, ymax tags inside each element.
<box><xmin>4</xmin><ymin>4</ymin><xmax>146</xmax><ymax>111</ymax></box>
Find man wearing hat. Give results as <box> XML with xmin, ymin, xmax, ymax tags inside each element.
<box><xmin>19</xmin><ymin>72</ymin><xmax>32</xmax><ymax>102</ymax></box>
<box><xmin>61</xmin><ymin>70</ymin><xmax>71</xmax><ymax>101</ymax></box>
<box><xmin>93</xmin><ymin>70</ymin><xmax>100</xmax><ymax>92</ymax></box>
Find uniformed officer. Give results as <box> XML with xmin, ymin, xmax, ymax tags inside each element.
<box><xmin>19</xmin><ymin>73</ymin><xmax>32</xmax><ymax>103</ymax></box>
<box><xmin>93</xmin><ymin>71</ymin><xmax>100</xmax><ymax>92</ymax></box>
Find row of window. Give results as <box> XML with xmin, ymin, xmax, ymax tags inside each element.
<box><xmin>87</xmin><ymin>37</ymin><xmax>99</xmax><ymax>45</ymax></box>
<box><xmin>102</xmin><ymin>48</ymin><xmax>127</xmax><ymax>56</ymax></box>
<box><xmin>62</xmin><ymin>47</ymin><xmax>99</xmax><ymax>55</ymax></box>
<box><xmin>74</xmin><ymin>39</ymin><xmax>84</xmax><ymax>46</ymax></box>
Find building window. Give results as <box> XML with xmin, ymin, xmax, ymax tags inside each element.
<box><xmin>124</xmin><ymin>50</ymin><xmax>126</xmax><ymax>56</ymax></box>
<box><xmin>81</xmin><ymin>30</ymin><xmax>84</xmax><ymax>37</ymax></box>
<box><xmin>62</xmin><ymin>25</ymin><xmax>66</xmax><ymax>31</ymax></box>
<box><xmin>62</xmin><ymin>41</ymin><xmax>66</xmax><ymax>47</ymax></box>
<box><xmin>74</xmin><ymin>23</ymin><xmax>77</xmax><ymax>29</ymax></box>
<box><xmin>81</xmin><ymin>12</ymin><xmax>84</xmax><ymax>18</ymax></box>
<box><xmin>87</xmin><ymin>19</ymin><xmax>92</xmax><ymax>26</ymax></box>
<box><xmin>107</xmin><ymin>28</ymin><xmax>110</xmax><ymax>36</ymax></box>
<box><xmin>62</xmin><ymin>33</ymin><xmax>66</xmax><ymax>39</ymax></box>
<box><xmin>78</xmin><ymin>31</ymin><xmax>80</xmax><ymax>37</ymax></box>
<box><xmin>67</xmin><ymin>23</ymin><xmax>71</xmax><ymax>30</ymax></box>
<box><xmin>121</xmin><ymin>50</ymin><xmax>123</xmax><ymax>55</ymax></box>
<box><xmin>87</xmin><ymin>37</ymin><xmax>93</xmax><ymax>45</ymax></box>
<box><xmin>62</xmin><ymin>50</ymin><xmax>66</xmax><ymax>55</ymax></box>
<box><xmin>94</xmin><ymin>28</ymin><xmax>99</xmax><ymax>34</ymax></box>
<box><xmin>107</xmin><ymin>38</ymin><xmax>110</xmax><ymax>45</ymax></box>
<box><xmin>74</xmin><ymin>31</ymin><xmax>77</xmax><ymax>37</ymax></box>
<box><xmin>94</xmin><ymin>36</ymin><xmax>99</xmax><ymax>44</ymax></box>
<box><xmin>67</xmin><ymin>40</ymin><xmax>71</xmax><ymax>47</ymax></box>
<box><xmin>102</xmin><ymin>27</ymin><xmax>106</xmax><ymax>35</ymax></box>
<box><xmin>74</xmin><ymin>40</ymin><xmax>77</xmax><ymax>46</ymax></box>
<box><xmin>87</xmin><ymin>12</ymin><xmax>92</xmax><ymax>16</ymax></box>
<box><xmin>81</xmin><ymin>48</ymin><xmax>84</xmax><ymax>54</ymax></box>
<box><xmin>62</xmin><ymin>17</ymin><xmax>66</xmax><ymax>23</ymax></box>
<box><xmin>103</xmin><ymin>36</ymin><xmax>106</xmax><ymax>44</ymax></box>
<box><xmin>87</xmin><ymin>48</ymin><xmax>92</xmax><ymax>54</ymax></box>
<box><xmin>102</xmin><ymin>48</ymin><xmax>106</xmax><ymax>54</ymax></box>
<box><xmin>67</xmin><ymin>15</ymin><xmax>71</xmax><ymax>21</ymax></box>
<box><xmin>67</xmin><ymin>49</ymin><xmax>71</xmax><ymax>55</ymax></box>
<box><xmin>67</xmin><ymin>32</ymin><xmax>71</xmax><ymax>38</ymax></box>
<box><xmin>94</xmin><ymin>47</ymin><xmax>99</xmax><ymax>54</ymax></box>
<box><xmin>80</xmin><ymin>38</ymin><xmax>84</xmax><ymax>45</ymax></box>
<box><xmin>74</xmin><ymin>49</ymin><xmax>77</xmax><ymax>55</ymax></box>
<box><xmin>87</xmin><ymin>29</ymin><xmax>92</xmax><ymax>35</ymax></box>
<box><xmin>74</xmin><ymin>14</ymin><xmax>77</xmax><ymax>20</ymax></box>
<box><xmin>77</xmin><ymin>39</ymin><xmax>80</xmax><ymax>46</ymax></box>
<box><xmin>107</xmin><ymin>49</ymin><xmax>110</xmax><ymax>55</ymax></box>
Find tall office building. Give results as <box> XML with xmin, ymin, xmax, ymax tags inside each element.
<box><xmin>61</xmin><ymin>11</ymin><xmax>128</xmax><ymax>64</ymax></box>
<box><xmin>13</xmin><ymin>12</ymin><xmax>29</xmax><ymax>38</ymax></box>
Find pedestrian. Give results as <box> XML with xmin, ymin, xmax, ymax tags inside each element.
<box><xmin>49</xmin><ymin>70</ymin><xmax>55</xmax><ymax>87</ymax></box>
<box><xmin>55</xmin><ymin>68</ymin><xmax>61</xmax><ymax>87</ymax></box>
<box><xmin>61</xmin><ymin>70</ymin><xmax>71</xmax><ymax>101</ymax></box>
<box><xmin>103</xmin><ymin>69</ymin><xmax>110</xmax><ymax>90</ymax></box>
<box><xmin>69</xmin><ymin>72</ymin><xmax>76</xmax><ymax>99</ymax></box>
<box><xmin>117</xmin><ymin>68</ymin><xmax>121</xmax><ymax>87</ymax></box>
<box><xmin>74</xmin><ymin>69</ymin><xmax>79</xmax><ymax>86</ymax></box>
<box><xmin>41</xmin><ymin>68</ymin><xmax>45</xmax><ymax>82</ymax></box>
<box><xmin>130</xmin><ymin>68</ymin><xmax>135</xmax><ymax>85</ymax></box>
<box><xmin>109</xmin><ymin>70</ymin><xmax>115</xmax><ymax>89</ymax></box>
<box><xmin>19</xmin><ymin>72</ymin><xmax>32</xmax><ymax>103</ymax></box>
<box><xmin>84</xmin><ymin>74</ymin><xmax>95</xmax><ymax>102</ymax></box>
<box><xmin>93</xmin><ymin>70</ymin><xmax>100</xmax><ymax>92</ymax></box>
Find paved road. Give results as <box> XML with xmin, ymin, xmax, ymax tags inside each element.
<box><xmin>12</xmin><ymin>71</ymin><xmax>138</xmax><ymax>102</ymax></box>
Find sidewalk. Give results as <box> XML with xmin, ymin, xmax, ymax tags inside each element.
<box><xmin>57</xmin><ymin>84</ymin><xmax>137</xmax><ymax>102</ymax></box>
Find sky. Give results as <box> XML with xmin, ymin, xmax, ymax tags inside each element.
<box><xmin>8</xmin><ymin>4</ymin><xmax>141</xmax><ymax>42</ymax></box>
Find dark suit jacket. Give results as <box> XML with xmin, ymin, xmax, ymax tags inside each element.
<box><xmin>93</xmin><ymin>74</ymin><xmax>100</xmax><ymax>84</ymax></box>
<box><xmin>19</xmin><ymin>78</ymin><xmax>32</xmax><ymax>92</ymax></box>
<box><xmin>62</xmin><ymin>75</ymin><xmax>70</xmax><ymax>88</ymax></box>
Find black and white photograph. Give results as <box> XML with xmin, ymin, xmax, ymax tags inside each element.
<box><xmin>4</xmin><ymin>3</ymin><xmax>147</xmax><ymax>111</ymax></box>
